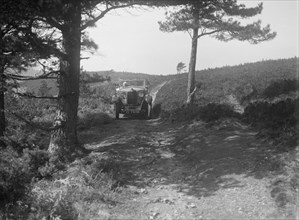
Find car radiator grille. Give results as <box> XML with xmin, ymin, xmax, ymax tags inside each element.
<box><xmin>127</xmin><ymin>91</ymin><xmax>138</xmax><ymax>104</ymax></box>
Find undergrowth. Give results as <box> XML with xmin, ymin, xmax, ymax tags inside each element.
<box><xmin>161</xmin><ymin>102</ymin><xmax>240</xmax><ymax>123</ymax></box>
<box><xmin>0</xmin><ymin>151</ymin><xmax>126</xmax><ymax>219</ymax></box>
<box><xmin>1</xmin><ymin>77</ymin><xmax>115</xmax><ymax>219</ymax></box>
<box><xmin>29</xmin><ymin>153</ymin><xmax>125</xmax><ymax>220</ymax></box>
<box><xmin>0</xmin><ymin>146</ymin><xmax>50</xmax><ymax>219</ymax></box>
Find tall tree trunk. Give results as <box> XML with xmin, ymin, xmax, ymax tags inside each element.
<box><xmin>0</xmin><ymin>43</ymin><xmax>5</xmax><ymax>142</ymax></box>
<box><xmin>48</xmin><ymin>2</ymin><xmax>83</xmax><ymax>161</ymax></box>
<box><xmin>0</xmin><ymin>70</ymin><xmax>5</xmax><ymax>139</ymax></box>
<box><xmin>186</xmin><ymin>7</ymin><xmax>199</xmax><ymax>105</ymax></box>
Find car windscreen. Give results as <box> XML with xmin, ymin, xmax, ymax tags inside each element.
<box><xmin>120</xmin><ymin>80</ymin><xmax>144</xmax><ymax>86</ymax></box>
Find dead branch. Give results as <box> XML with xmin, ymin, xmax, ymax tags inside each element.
<box><xmin>6</xmin><ymin>71</ymin><xmax>59</xmax><ymax>81</ymax></box>
<box><xmin>6</xmin><ymin>110</ymin><xmax>62</xmax><ymax>132</ymax></box>
<box><xmin>189</xmin><ymin>86</ymin><xmax>197</xmax><ymax>97</ymax></box>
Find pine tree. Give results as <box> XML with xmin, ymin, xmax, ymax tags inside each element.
<box><xmin>0</xmin><ymin>0</ymin><xmax>38</xmax><ymax>141</ymax></box>
<box><xmin>159</xmin><ymin>1</ymin><xmax>276</xmax><ymax>104</ymax></box>
<box><xmin>32</xmin><ymin>0</ymin><xmax>200</xmax><ymax>161</ymax></box>
<box><xmin>177</xmin><ymin>62</ymin><xmax>186</xmax><ymax>74</ymax></box>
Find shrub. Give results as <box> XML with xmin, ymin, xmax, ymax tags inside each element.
<box><xmin>163</xmin><ymin>103</ymin><xmax>238</xmax><ymax>122</ymax></box>
<box><xmin>78</xmin><ymin>110</ymin><xmax>112</xmax><ymax>130</ymax></box>
<box><xmin>0</xmin><ymin>146</ymin><xmax>50</xmax><ymax>219</ymax></box>
<box><xmin>243</xmin><ymin>98</ymin><xmax>297</xmax><ymax>129</ymax></box>
<box><xmin>29</xmin><ymin>153</ymin><xmax>124</xmax><ymax>219</ymax></box>
<box><xmin>198</xmin><ymin>103</ymin><xmax>239</xmax><ymax>122</ymax></box>
<box><xmin>0</xmin><ymin>147</ymin><xmax>32</xmax><ymax>208</ymax></box>
<box><xmin>243</xmin><ymin>98</ymin><xmax>298</xmax><ymax>150</ymax></box>
<box><xmin>263</xmin><ymin>79</ymin><xmax>298</xmax><ymax>99</ymax></box>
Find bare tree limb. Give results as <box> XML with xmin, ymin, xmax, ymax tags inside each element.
<box><xmin>189</xmin><ymin>86</ymin><xmax>197</xmax><ymax>97</ymax></box>
<box><xmin>187</xmin><ymin>29</ymin><xmax>192</xmax><ymax>38</ymax></box>
<box><xmin>6</xmin><ymin>110</ymin><xmax>62</xmax><ymax>132</ymax></box>
<box><xmin>5</xmin><ymin>70</ymin><xmax>60</xmax><ymax>81</ymax></box>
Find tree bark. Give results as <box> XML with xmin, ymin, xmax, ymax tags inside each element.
<box><xmin>0</xmin><ymin>70</ymin><xmax>5</xmax><ymax>139</ymax></box>
<box><xmin>186</xmin><ymin>7</ymin><xmax>199</xmax><ymax>105</ymax></box>
<box><xmin>0</xmin><ymin>41</ymin><xmax>5</xmax><ymax>141</ymax></box>
<box><xmin>48</xmin><ymin>2</ymin><xmax>84</xmax><ymax>161</ymax></box>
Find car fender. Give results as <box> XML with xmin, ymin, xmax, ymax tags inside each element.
<box><xmin>145</xmin><ymin>94</ymin><xmax>152</xmax><ymax>105</ymax></box>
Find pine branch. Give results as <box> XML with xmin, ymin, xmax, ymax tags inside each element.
<box><xmin>80</xmin><ymin>3</ymin><xmax>135</xmax><ymax>30</ymax></box>
<box><xmin>5</xmin><ymin>71</ymin><xmax>60</xmax><ymax>81</ymax></box>
<box><xmin>197</xmin><ymin>29</ymin><xmax>221</xmax><ymax>38</ymax></box>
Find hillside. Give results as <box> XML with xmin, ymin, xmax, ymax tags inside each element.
<box><xmin>19</xmin><ymin>57</ymin><xmax>298</xmax><ymax>104</ymax></box>
<box><xmin>4</xmin><ymin>58</ymin><xmax>298</xmax><ymax>219</ymax></box>
<box><xmin>85</xmin><ymin>70</ymin><xmax>180</xmax><ymax>90</ymax></box>
<box><xmin>155</xmin><ymin>57</ymin><xmax>298</xmax><ymax>111</ymax></box>
<box><xmin>20</xmin><ymin>70</ymin><xmax>181</xmax><ymax>96</ymax></box>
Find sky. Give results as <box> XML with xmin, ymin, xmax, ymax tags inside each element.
<box><xmin>81</xmin><ymin>0</ymin><xmax>298</xmax><ymax>75</ymax></box>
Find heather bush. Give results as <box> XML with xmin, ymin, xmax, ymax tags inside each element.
<box><xmin>263</xmin><ymin>79</ymin><xmax>298</xmax><ymax>99</ymax></box>
<box><xmin>79</xmin><ymin>96</ymin><xmax>113</xmax><ymax>114</ymax></box>
<box><xmin>198</xmin><ymin>103</ymin><xmax>239</xmax><ymax>122</ymax></box>
<box><xmin>0</xmin><ymin>145</ymin><xmax>50</xmax><ymax>218</ymax></box>
<box><xmin>243</xmin><ymin>98</ymin><xmax>297</xmax><ymax>150</ymax></box>
<box><xmin>163</xmin><ymin>102</ymin><xmax>238</xmax><ymax>122</ymax></box>
<box><xmin>78</xmin><ymin>109</ymin><xmax>112</xmax><ymax>130</ymax></box>
<box><xmin>0</xmin><ymin>147</ymin><xmax>32</xmax><ymax>209</ymax></box>
<box><xmin>243</xmin><ymin>98</ymin><xmax>297</xmax><ymax>130</ymax></box>
<box><xmin>29</xmin><ymin>153</ymin><xmax>124</xmax><ymax>219</ymax></box>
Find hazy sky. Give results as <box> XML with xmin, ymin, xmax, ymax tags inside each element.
<box><xmin>81</xmin><ymin>0</ymin><xmax>298</xmax><ymax>75</ymax></box>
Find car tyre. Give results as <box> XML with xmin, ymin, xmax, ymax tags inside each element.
<box><xmin>115</xmin><ymin>102</ymin><xmax>120</xmax><ymax>119</ymax></box>
<box><xmin>147</xmin><ymin>103</ymin><xmax>152</xmax><ymax>119</ymax></box>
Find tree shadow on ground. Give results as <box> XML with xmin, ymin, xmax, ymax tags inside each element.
<box><xmin>81</xmin><ymin>118</ymin><xmax>282</xmax><ymax>200</ymax></box>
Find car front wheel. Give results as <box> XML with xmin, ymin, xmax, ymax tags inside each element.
<box><xmin>115</xmin><ymin>102</ymin><xmax>120</xmax><ymax>119</ymax></box>
<box><xmin>147</xmin><ymin>103</ymin><xmax>152</xmax><ymax>119</ymax></box>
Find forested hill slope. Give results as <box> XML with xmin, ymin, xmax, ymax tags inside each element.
<box><xmin>85</xmin><ymin>70</ymin><xmax>181</xmax><ymax>89</ymax></box>
<box><xmin>20</xmin><ymin>70</ymin><xmax>181</xmax><ymax>95</ymax></box>
<box><xmin>155</xmin><ymin>57</ymin><xmax>298</xmax><ymax>110</ymax></box>
<box><xmin>20</xmin><ymin>57</ymin><xmax>297</xmax><ymax>103</ymax></box>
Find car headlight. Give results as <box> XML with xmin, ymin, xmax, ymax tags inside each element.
<box><xmin>120</xmin><ymin>92</ymin><xmax>126</xmax><ymax>99</ymax></box>
<box><xmin>138</xmin><ymin>91</ymin><xmax>144</xmax><ymax>97</ymax></box>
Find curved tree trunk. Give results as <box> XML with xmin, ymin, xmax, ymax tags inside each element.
<box><xmin>48</xmin><ymin>2</ymin><xmax>83</xmax><ymax>162</ymax></box>
<box><xmin>186</xmin><ymin>7</ymin><xmax>199</xmax><ymax>105</ymax></box>
<box><xmin>0</xmin><ymin>44</ymin><xmax>6</xmax><ymax>143</ymax></box>
<box><xmin>0</xmin><ymin>70</ymin><xmax>5</xmax><ymax>140</ymax></box>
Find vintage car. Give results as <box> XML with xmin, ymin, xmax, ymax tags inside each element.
<box><xmin>112</xmin><ymin>79</ymin><xmax>152</xmax><ymax>119</ymax></box>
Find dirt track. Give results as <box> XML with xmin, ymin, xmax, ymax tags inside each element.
<box><xmin>80</xmin><ymin>117</ymin><xmax>296</xmax><ymax>219</ymax></box>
